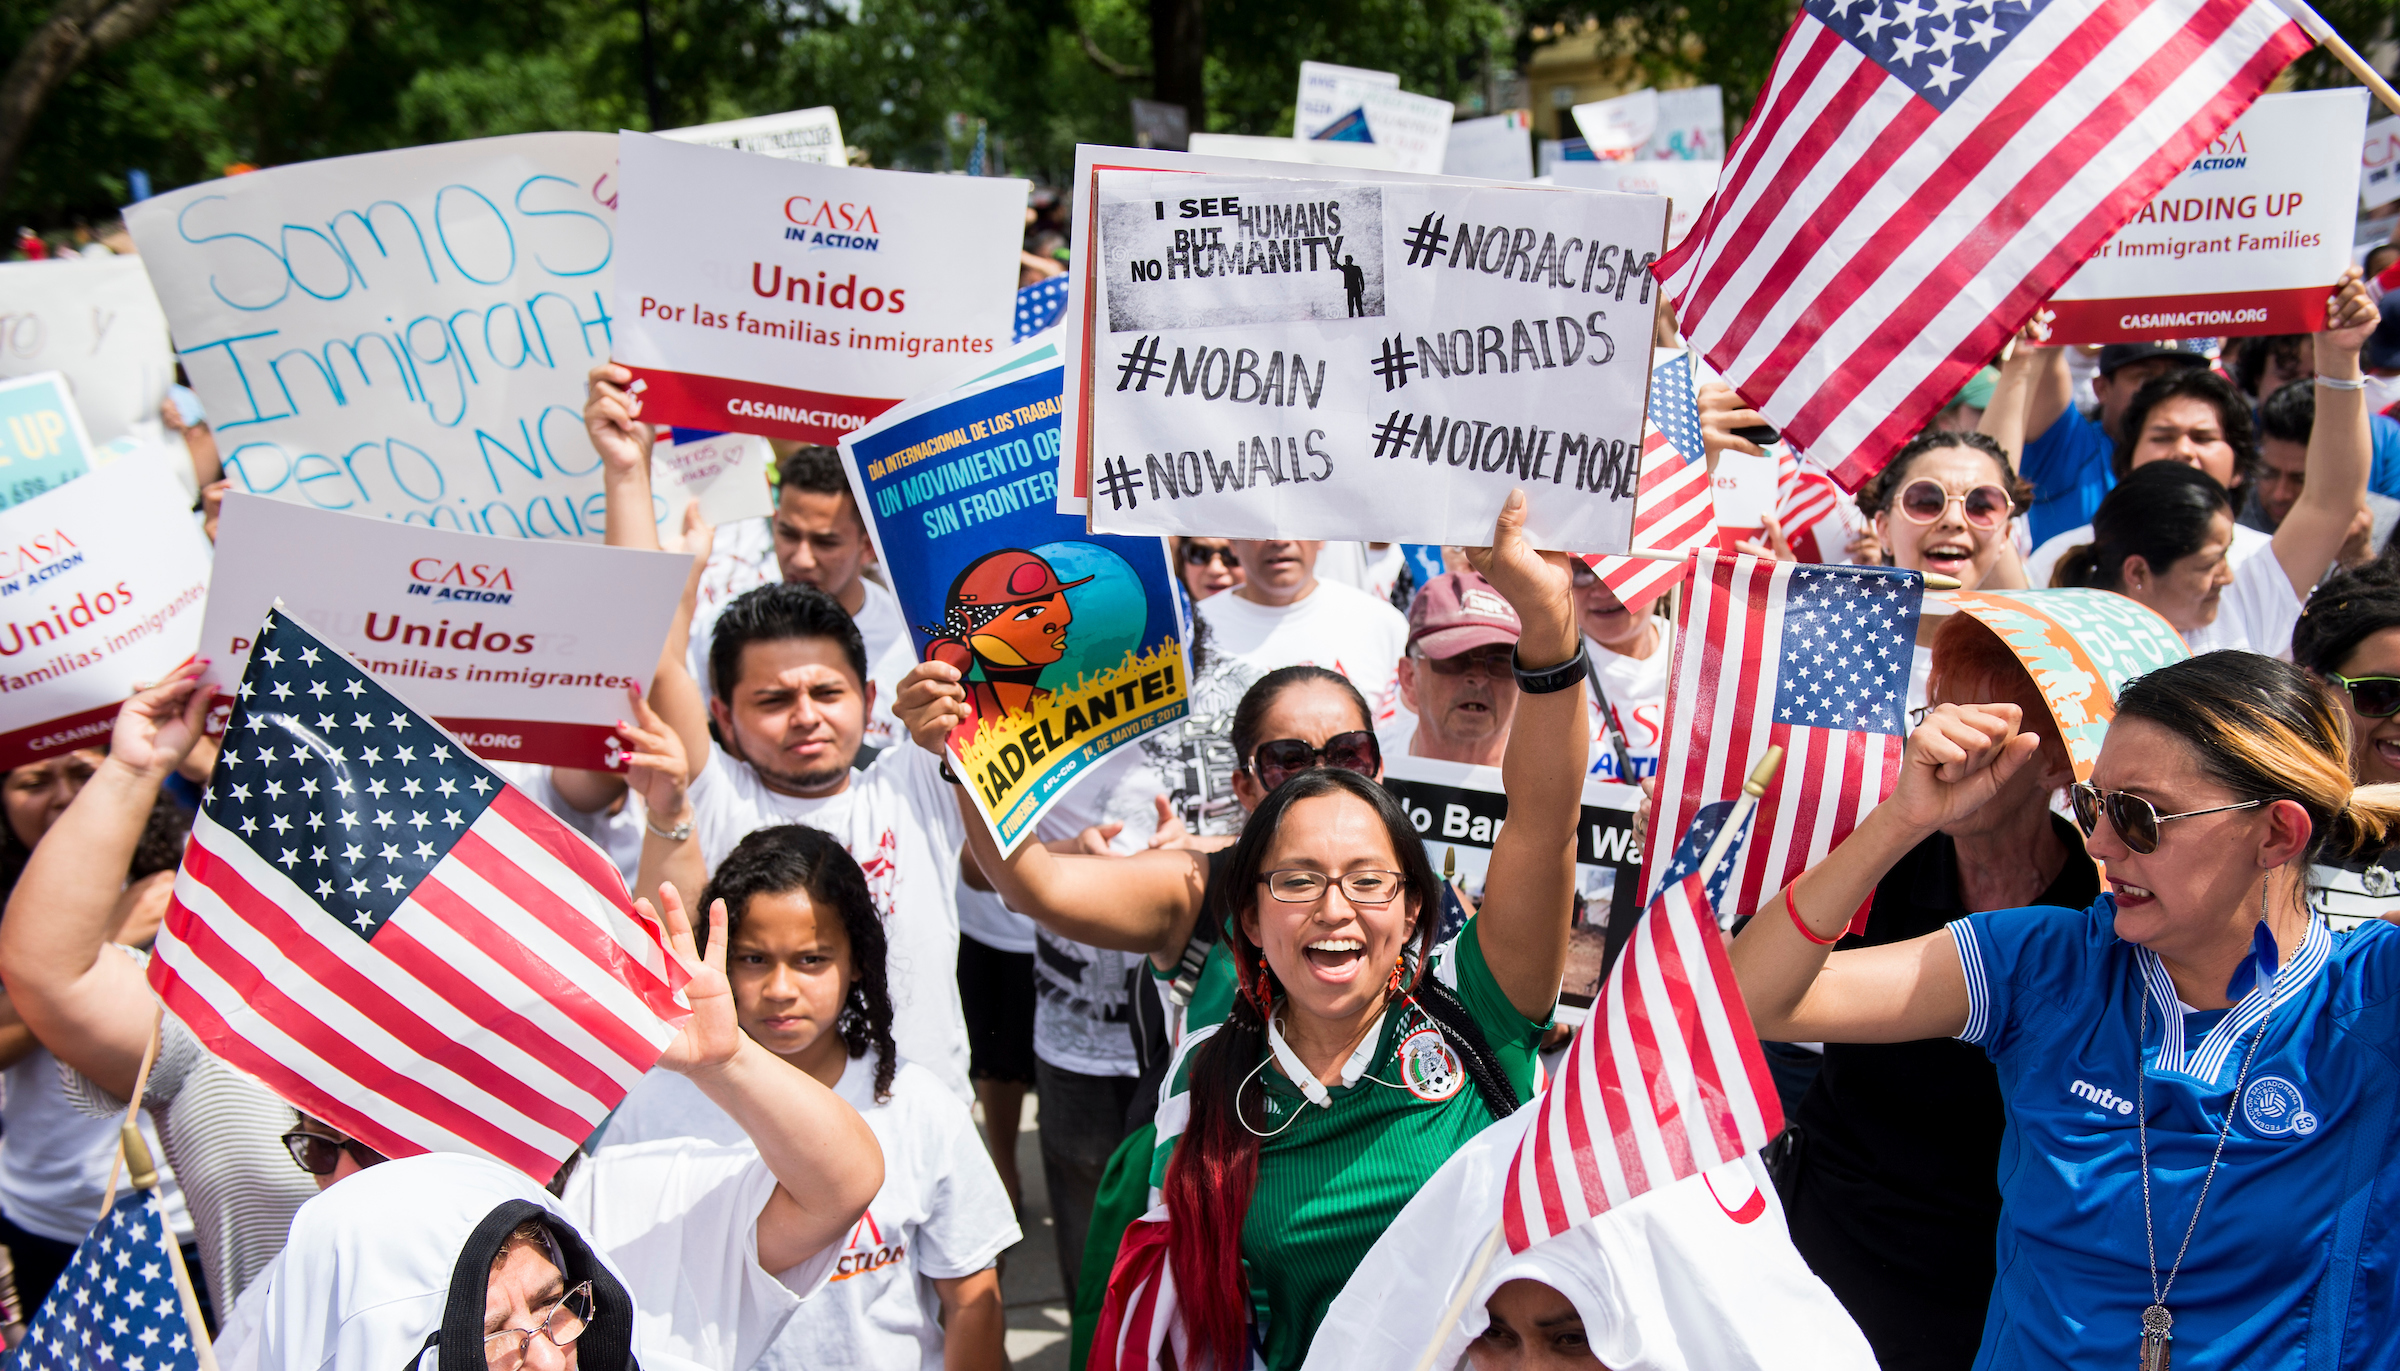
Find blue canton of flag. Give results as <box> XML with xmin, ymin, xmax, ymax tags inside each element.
<box><xmin>1803</xmin><ymin>0</ymin><xmax>2052</xmax><ymax>111</ymax></box>
<box><xmin>1647</xmin><ymin>799</ymin><xmax>1752</xmax><ymax>910</ymax></box>
<box><xmin>1015</xmin><ymin>275</ymin><xmax>1070</xmax><ymax>342</ymax></box>
<box><xmin>205</xmin><ymin>610</ymin><xmax>501</xmax><ymax>940</ymax></box>
<box><xmin>1771</xmin><ymin>565</ymin><xmax>1916</xmax><ymax>736</ymax></box>
<box><xmin>1648</xmin><ymin>353</ymin><xmax>1706</xmax><ymax>466</ymax></box>
<box><xmin>11</xmin><ymin>1191</ymin><xmax>200</xmax><ymax>1371</ymax></box>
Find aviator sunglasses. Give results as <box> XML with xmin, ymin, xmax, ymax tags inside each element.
<box><xmin>2068</xmin><ymin>781</ymin><xmax>2267</xmax><ymax>855</ymax></box>
<box><xmin>2325</xmin><ymin>671</ymin><xmax>2400</xmax><ymax>719</ymax></box>
<box><xmin>1895</xmin><ymin>480</ymin><xmax>2014</xmax><ymax>529</ymax></box>
<box><xmin>1247</xmin><ymin>731</ymin><xmax>1381</xmax><ymax>791</ymax></box>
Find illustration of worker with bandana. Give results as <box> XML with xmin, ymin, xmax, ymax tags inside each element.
<box><xmin>919</xmin><ymin>547</ymin><xmax>1095</xmax><ymax>740</ymax></box>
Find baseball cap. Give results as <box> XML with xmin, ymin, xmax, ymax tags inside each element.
<box><xmin>2095</xmin><ymin>339</ymin><xmax>2212</xmax><ymax>377</ymax></box>
<box><xmin>1407</xmin><ymin>570</ymin><xmax>1521</xmax><ymax>659</ymax></box>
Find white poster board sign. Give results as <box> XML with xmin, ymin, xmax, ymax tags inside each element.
<box><xmin>651</xmin><ymin>429</ymin><xmax>774</xmax><ymax>526</ymax></box>
<box><xmin>1086</xmin><ymin>171</ymin><xmax>1666</xmax><ymax>549</ymax></box>
<box><xmin>662</xmin><ymin>107</ymin><xmax>847</xmax><ymax>164</ymax></box>
<box><xmin>1549</xmin><ymin>159</ymin><xmax>1722</xmax><ymax>248</ymax></box>
<box><xmin>0</xmin><ymin>257</ymin><xmax>175</xmax><ymax>445</ymax></box>
<box><xmin>1443</xmin><ymin>111</ymin><xmax>1535</xmax><ymax>182</ymax></box>
<box><xmin>2049</xmin><ymin>89</ymin><xmax>2367</xmax><ymax>343</ymax></box>
<box><xmin>2363</xmin><ymin>114</ymin><xmax>2400</xmax><ymax>211</ymax></box>
<box><xmin>1571</xmin><ymin>90</ymin><xmax>1657</xmax><ymax>159</ymax></box>
<box><xmin>610</xmin><ymin>132</ymin><xmax>1026</xmax><ymax>447</ymax></box>
<box><xmin>198</xmin><ymin>497</ymin><xmax>692</xmax><ymax>768</ymax></box>
<box><xmin>125</xmin><ymin>134</ymin><xmax>621</xmax><ymax>540</ymax></box>
<box><xmin>0</xmin><ymin>454</ymin><xmax>212</xmax><ymax>769</ymax></box>
<box><xmin>1342</xmin><ymin>89</ymin><xmax>1457</xmax><ymax>175</ymax></box>
<box><xmin>1649</xmin><ymin>88</ymin><xmax>1726</xmax><ymax>161</ymax></box>
<box><xmin>1185</xmin><ymin>134</ymin><xmax>1403</xmax><ymax>171</ymax></box>
<box><xmin>1296</xmin><ymin>61</ymin><xmax>1400</xmax><ymax>141</ymax></box>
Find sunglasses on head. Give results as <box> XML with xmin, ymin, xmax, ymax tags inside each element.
<box><xmin>2326</xmin><ymin>671</ymin><xmax>2400</xmax><ymax>719</ymax></box>
<box><xmin>1248</xmin><ymin>730</ymin><xmax>1381</xmax><ymax>791</ymax></box>
<box><xmin>1181</xmin><ymin>542</ymin><xmax>1239</xmax><ymax>569</ymax></box>
<box><xmin>1895</xmin><ymin>480</ymin><xmax>2013</xmax><ymax>529</ymax></box>
<box><xmin>2068</xmin><ymin>781</ymin><xmax>2268</xmax><ymax>855</ymax></box>
<box><xmin>281</xmin><ymin>1129</ymin><xmax>387</xmax><ymax>1177</ymax></box>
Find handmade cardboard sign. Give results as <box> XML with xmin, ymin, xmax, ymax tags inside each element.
<box><xmin>662</xmin><ymin>107</ymin><xmax>846</xmax><ymax>164</ymax></box>
<box><xmin>199</xmin><ymin>497</ymin><xmax>690</xmax><ymax>768</ymax></box>
<box><xmin>1083</xmin><ymin>170</ymin><xmax>1667</xmax><ymax>549</ymax></box>
<box><xmin>1548</xmin><ymin>159</ymin><xmax>1723</xmax><ymax>248</ymax></box>
<box><xmin>0</xmin><ymin>257</ymin><xmax>176</xmax><ymax>445</ymax></box>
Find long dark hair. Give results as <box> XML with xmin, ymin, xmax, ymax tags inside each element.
<box><xmin>1229</xmin><ymin>665</ymin><xmax>1372</xmax><ymax>768</ymax></box>
<box><xmin>1162</xmin><ymin>768</ymin><xmax>1441</xmax><ymax>1370</ymax></box>
<box><xmin>698</xmin><ymin>825</ymin><xmax>897</xmax><ymax>1101</ymax></box>
<box><xmin>2054</xmin><ymin>461</ymin><xmax>2231</xmax><ymax>591</ymax></box>
<box><xmin>2109</xmin><ymin>367</ymin><xmax>2261</xmax><ymax>494</ymax></box>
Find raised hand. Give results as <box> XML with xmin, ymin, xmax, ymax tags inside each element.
<box><xmin>648</xmin><ymin>883</ymin><xmax>739</xmax><ymax>1075</ymax></box>
<box><xmin>2320</xmin><ymin>267</ymin><xmax>2377</xmax><ymax>367</ymax></box>
<box><xmin>1733</xmin><ymin>515</ymin><xmax>1799</xmax><ymax>563</ymax></box>
<box><xmin>895</xmin><ymin>659</ymin><xmax>970</xmax><ymax>758</ymax></box>
<box><xmin>1698</xmin><ymin>380</ymin><xmax>1769</xmax><ymax>461</ymax></box>
<box><xmin>111</xmin><ymin>662</ymin><xmax>214</xmax><ymax>781</ymax></box>
<box><xmin>1885</xmin><ymin>702</ymin><xmax>2040</xmax><ymax>836</ymax></box>
<box><xmin>1462</xmin><ymin>489</ymin><xmax>1578</xmax><ymax>660</ymax></box>
<box><xmin>615</xmin><ymin>683</ymin><xmax>691</xmax><ymax>823</ymax></box>
<box><xmin>585</xmin><ymin>362</ymin><xmax>654</xmax><ymax>479</ymax></box>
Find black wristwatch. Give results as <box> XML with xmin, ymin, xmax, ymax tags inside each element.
<box><xmin>1513</xmin><ymin>644</ymin><xmax>1590</xmax><ymax>695</ymax></box>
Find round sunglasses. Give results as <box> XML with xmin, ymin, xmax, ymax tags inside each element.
<box><xmin>2326</xmin><ymin>671</ymin><xmax>2400</xmax><ymax>719</ymax></box>
<box><xmin>281</xmin><ymin>1129</ymin><xmax>388</xmax><ymax>1177</ymax></box>
<box><xmin>2068</xmin><ymin>781</ymin><xmax>2267</xmax><ymax>855</ymax></box>
<box><xmin>1247</xmin><ymin>730</ymin><xmax>1381</xmax><ymax>791</ymax></box>
<box><xmin>1895</xmin><ymin>479</ymin><xmax>2013</xmax><ymax>529</ymax></box>
<box><xmin>1180</xmin><ymin>542</ymin><xmax>1239</xmax><ymax>569</ymax></box>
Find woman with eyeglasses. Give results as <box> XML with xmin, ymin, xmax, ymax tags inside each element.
<box><xmin>2053</xmin><ymin>272</ymin><xmax>2375</xmax><ymax>661</ymax></box>
<box><xmin>1175</xmin><ymin>537</ymin><xmax>1244</xmax><ymax>604</ymax></box>
<box><xmin>1850</xmin><ymin>429</ymin><xmax>2034</xmax><ymax>712</ymax></box>
<box><xmin>1732</xmin><ymin>649</ymin><xmax>2400</xmax><ymax>1371</ymax></box>
<box><xmin>2293</xmin><ymin>560</ymin><xmax>2400</xmax><ymax>927</ymax></box>
<box><xmin>907</xmin><ymin>492</ymin><xmax>1586</xmax><ymax>1369</ymax></box>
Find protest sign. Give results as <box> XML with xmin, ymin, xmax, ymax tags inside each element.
<box><xmin>610</xmin><ymin>132</ymin><xmax>1026</xmax><ymax>447</ymax></box>
<box><xmin>1570</xmin><ymin>91</ymin><xmax>1656</xmax><ymax>159</ymax></box>
<box><xmin>1084</xmin><ymin>170</ymin><xmax>1667</xmax><ymax>549</ymax></box>
<box><xmin>0</xmin><ymin>454</ymin><xmax>211</xmax><ymax>770</ymax></box>
<box><xmin>839</xmin><ymin>355</ymin><xmax>1188</xmax><ymax>854</ymax></box>
<box><xmin>1648</xmin><ymin>88</ymin><xmax>1726</xmax><ymax>161</ymax></box>
<box><xmin>1443</xmin><ymin>111</ymin><xmax>1535</xmax><ymax>181</ymax></box>
<box><xmin>2047</xmin><ymin>89</ymin><xmax>2367</xmax><ymax>343</ymax></box>
<box><xmin>1184</xmin><ymin>134</ymin><xmax>1404</xmax><ymax>171</ymax></box>
<box><xmin>0</xmin><ymin>373</ymin><xmax>95</xmax><ymax>508</ymax></box>
<box><xmin>2364</xmin><ymin>115</ymin><xmax>2400</xmax><ymax>211</ymax></box>
<box><xmin>651</xmin><ymin>429</ymin><xmax>775</xmax><ymax>526</ymax></box>
<box><xmin>1938</xmin><ymin>588</ymin><xmax>2187</xmax><ymax>782</ymax></box>
<box><xmin>1296</xmin><ymin>60</ymin><xmax>1400</xmax><ymax>141</ymax></box>
<box><xmin>0</xmin><ymin>257</ymin><xmax>175</xmax><ymax>445</ymax></box>
<box><xmin>1708</xmin><ymin>449</ymin><xmax>1775</xmax><ymax>534</ymax></box>
<box><xmin>124</xmin><ymin>134</ymin><xmax>621</xmax><ymax>540</ymax></box>
<box><xmin>1380</xmin><ymin>753</ymin><xmax>1641</xmax><ymax>1024</ymax></box>
<box><xmin>198</xmin><ymin>496</ymin><xmax>691</xmax><ymax>768</ymax></box>
<box><xmin>1315</xmin><ymin>89</ymin><xmax>1457</xmax><ymax>176</ymax></box>
<box><xmin>662</xmin><ymin>106</ymin><xmax>846</xmax><ymax>164</ymax></box>
<box><xmin>1548</xmin><ymin>159</ymin><xmax>1722</xmax><ymax>248</ymax></box>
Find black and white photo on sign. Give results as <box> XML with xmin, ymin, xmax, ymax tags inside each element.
<box><xmin>1087</xmin><ymin>170</ymin><xmax>1669</xmax><ymax>550</ymax></box>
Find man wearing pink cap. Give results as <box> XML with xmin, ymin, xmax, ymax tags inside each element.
<box><xmin>1387</xmin><ymin>570</ymin><xmax>1523</xmax><ymax>768</ymax></box>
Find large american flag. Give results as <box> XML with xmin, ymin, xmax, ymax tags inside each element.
<box><xmin>13</xmin><ymin>1188</ymin><xmax>201</xmax><ymax>1371</ymax></box>
<box><xmin>1588</xmin><ymin>353</ymin><xmax>1714</xmax><ymax>611</ymax></box>
<box><xmin>1501</xmin><ymin>862</ymin><xmax>1782</xmax><ymax>1252</ymax></box>
<box><xmin>148</xmin><ymin>608</ymin><xmax>690</xmax><ymax>1181</ymax></box>
<box><xmin>1656</xmin><ymin>0</ymin><xmax>2311</xmax><ymax>489</ymax></box>
<box><xmin>1642</xmin><ymin>554</ymin><xmax>1921</xmax><ymax>920</ymax></box>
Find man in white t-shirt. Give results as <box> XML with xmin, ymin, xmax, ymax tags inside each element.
<box><xmin>1572</xmin><ymin>560</ymin><xmax>1671</xmax><ymax>786</ymax></box>
<box><xmin>1197</xmin><ymin>540</ymin><xmax>1411</xmax><ymax>728</ymax></box>
<box><xmin>1382</xmin><ymin>570</ymin><xmax>1521</xmax><ymax>767</ymax></box>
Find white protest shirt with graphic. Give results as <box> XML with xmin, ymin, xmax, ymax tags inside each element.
<box><xmin>689</xmin><ymin>741</ymin><xmax>971</xmax><ymax>1100</ymax></box>
<box><xmin>1032</xmin><ymin>747</ymin><xmax>1166</xmax><ymax>1076</ymax></box>
<box><xmin>1585</xmin><ymin>621</ymin><xmax>1673</xmax><ymax>784</ymax></box>
<box><xmin>601</xmin><ymin>1052</ymin><xmax>1018</xmax><ymax>1371</ymax></box>
<box><xmin>688</xmin><ymin>569</ymin><xmax>915</xmax><ymax>750</ymax></box>
<box><xmin>1196</xmin><ymin>581</ymin><xmax>1409</xmax><ymax>721</ymax></box>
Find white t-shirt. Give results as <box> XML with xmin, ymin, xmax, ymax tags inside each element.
<box><xmin>2024</xmin><ymin>518</ymin><xmax>2270</xmax><ymax>589</ymax></box>
<box><xmin>1362</xmin><ymin>544</ymin><xmax>1408</xmax><ymax>606</ymax></box>
<box><xmin>1584</xmin><ymin>622</ymin><xmax>1673</xmax><ymax>785</ymax></box>
<box><xmin>2180</xmin><ymin>546</ymin><xmax>2306</xmax><ymax>659</ymax></box>
<box><xmin>688</xmin><ymin>544</ymin><xmax>916</xmax><ymax>753</ymax></box>
<box><xmin>0</xmin><ymin>1047</ymin><xmax>187</xmax><ymax>1244</ymax></box>
<box><xmin>689</xmin><ymin>742</ymin><xmax>972</xmax><ymax>1101</ymax></box>
<box><xmin>1031</xmin><ymin>749</ymin><xmax>1163</xmax><ymax>1077</ymax></box>
<box><xmin>601</xmin><ymin>1053</ymin><xmax>1019</xmax><ymax>1371</ymax></box>
<box><xmin>491</xmin><ymin>760</ymin><xmax>646</xmax><ymax>891</ymax></box>
<box><xmin>1196</xmin><ymin>581</ymin><xmax>1411</xmax><ymax>725</ymax></box>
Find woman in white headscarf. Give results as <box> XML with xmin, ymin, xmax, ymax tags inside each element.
<box><xmin>224</xmin><ymin>884</ymin><xmax>885</xmax><ymax>1371</ymax></box>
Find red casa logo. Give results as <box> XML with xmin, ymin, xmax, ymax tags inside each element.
<box><xmin>407</xmin><ymin>558</ymin><xmax>516</xmax><ymax>605</ymax></box>
<box><xmin>783</xmin><ymin>197</ymin><xmax>882</xmax><ymax>233</ymax></box>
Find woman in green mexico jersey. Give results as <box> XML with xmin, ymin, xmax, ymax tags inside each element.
<box><xmin>901</xmin><ymin>492</ymin><xmax>1588</xmax><ymax>1368</ymax></box>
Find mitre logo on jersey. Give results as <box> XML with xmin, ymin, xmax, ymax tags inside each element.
<box><xmin>782</xmin><ymin>196</ymin><xmax>883</xmax><ymax>252</ymax></box>
<box><xmin>831</xmin><ymin>1210</ymin><xmax>907</xmax><ymax>1281</ymax></box>
<box><xmin>2068</xmin><ymin>1078</ymin><xmax>2134</xmax><ymax>1116</ymax></box>
<box><xmin>405</xmin><ymin>557</ymin><xmax>517</xmax><ymax>605</ymax></box>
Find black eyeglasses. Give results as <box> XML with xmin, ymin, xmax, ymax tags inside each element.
<box><xmin>1181</xmin><ymin>542</ymin><xmax>1239</xmax><ymax>569</ymax></box>
<box><xmin>281</xmin><ymin>1130</ymin><xmax>387</xmax><ymax>1177</ymax></box>
<box><xmin>2068</xmin><ymin>782</ymin><xmax>2268</xmax><ymax>855</ymax></box>
<box><xmin>484</xmin><ymin>1281</ymin><xmax>594</xmax><ymax>1370</ymax></box>
<box><xmin>1248</xmin><ymin>730</ymin><xmax>1381</xmax><ymax>791</ymax></box>
<box><xmin>2326</xmin><ymin>671</ymin><xmax>2400</xmax><ymax>719</ymax></box>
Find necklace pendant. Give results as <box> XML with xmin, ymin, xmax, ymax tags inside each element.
<box><xmin>2140</xmin><ymin>1305</ymin><xmax>2173</xmax><ymax>1371</ymax></box>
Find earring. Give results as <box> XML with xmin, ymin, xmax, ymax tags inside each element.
<box><xmin>1387</xmin><ymin>957</ymin><xmax>1404</xmax><ymax>997</ymax></box>
<box><xmin>1253</xmin><ymin>967</ymin><xmax>1274</xmax><ymax>1013</ymax></box>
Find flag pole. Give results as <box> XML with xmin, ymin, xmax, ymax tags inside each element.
<box><xmin>120</xmin><ymin>1123</ymin><xmax>220</xmax><ymax>1371</ymax></box>
<box><xmin>1409</xmin><ymin>1218</ymin><xmax>1507</xmax><ymax>1371</ymax></box>
<box><xmin>2274</xmin><ymin>0</ymin><xmax>2400</xmax><ymax>115</ymax></box>
<box><xmin>96</xmin><ymin>1010</ymin><xmax>164</xmax><ymax>1221</ymax></box>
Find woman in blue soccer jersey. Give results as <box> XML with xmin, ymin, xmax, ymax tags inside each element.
<box><xmin>1733</xmin><ymin>649</ymin><xmax>2400</xmax><ymax>1371</ymax></box>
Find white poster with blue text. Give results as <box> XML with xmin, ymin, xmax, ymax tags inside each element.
<box><xmin>124</xmin><ymin>134</ymin><xmax>621</xmax><ymax>541</ymax></box>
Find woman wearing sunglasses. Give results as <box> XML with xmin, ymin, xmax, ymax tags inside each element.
<box><xmin>901</xmin><ymin>493</ymin><xmax>1586</xmax><ymax>1369</ymax></box>
<box><xmin>1174</xmin><ymin>537</ymin><xmax>1244</xmax><ymax>604</ymax></box>
<box><xmin>2293</xmin><ymin>560</ymin><xmax>2400</xmax><ymax>927</ymax></box>
<box><xmin>1734</xmin><ymin>649</ymin><xmax>2400</xmax><ymax>1371</ymax></box>
<box><xmin>1848</xmin><ymin>430</ymin><xmax>2035</xmax><ymax>712</ymax></box>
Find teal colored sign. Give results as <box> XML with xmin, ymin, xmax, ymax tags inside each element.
<box><xmin>0</xmin><ymin>373</ymin><xmax>94</xmax><ymax>510</ymax></box>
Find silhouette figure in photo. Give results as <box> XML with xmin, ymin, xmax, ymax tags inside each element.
<box><xmin>1340</xmin><ymin>255</ymin><xmax>1368</xmax><ymax>316</ymax></box>
<box><xmin>920</xmin><ymin>548</ymin><xmax>1094</xmax><ymax>739</ymax></box>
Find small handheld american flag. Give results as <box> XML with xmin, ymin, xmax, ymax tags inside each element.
<box><xmin>1586</xmin><ymin>353</ymin><xmax>1713</xmax><ymax>612</ymax></box>
<box><xmin>148</xmin><ymin>607</ymin><xmax>691</xmax><ymax>1181</ymax></box>
<box><xmin>11</xmin><ymin>1129</ymin><xmax>205</xmax><ymax>1371</ymax></box>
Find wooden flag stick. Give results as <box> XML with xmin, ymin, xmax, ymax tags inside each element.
<box><xmin>2275</xmin><ymin>0</ymin><xmax>2400</xmax><ymax>115</ymax></box>
<box><xmin>1410</xmin><ymin>1218</ymin><xmax>1507</xmax><ymax>1371</ymax></box>
<box><xmin>96</xmin><ymin>1009</ymin><xmax>164</xmax><ymax>1222</ymax></box>
<box><xmin>1611</xmin><ymin>547</ymin><xmax>1962</xmax><ymax>591</ymax></box>
<box><xmin>120</xmin><ymin>1123</ymin><xmax>220</xmax><ymax>1371</ymax></box>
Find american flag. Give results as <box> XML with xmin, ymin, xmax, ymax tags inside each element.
<box><xmin>1776</xmin><ymin>447</ymin><xmax>1844</xmax><ymax>535</ymax></box>
<box><xmin>11</xmin><ymin>1190</ymin><xmax>202</xmax><ymax>1371</ymax></box>
<box><xmin>148</xmin><ymin>608</ymin><xmax>690</xmax><ymax>1182</ymax></box>
<box><xmin>1016</xmin><ymin>275</ymin><xmax>1071</xmax><ymax>342</ymax></box>
<box><xmin>1655</xmin><ymin>0</ymin><xmax>2311</xmax><ymax>490</ymax></box>
<box><xmin>1587</xmin><ymin>353</ymin><xmax>1714</xmax><ymax>611</ymax></box>
<box><xmin>1641</xmin><ymin>554</ymin><xmax>1921</xmax><ymax>922</ymax></box>
<box><xmin>1501</xmin><ymin>864</ymin><xmax>1782</xmax><ymax>1252</ymax></box>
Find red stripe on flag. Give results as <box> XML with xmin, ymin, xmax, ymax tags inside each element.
<box><xmin>371</xmin><ymin>910</ymin><xmax>649</xmax><ymax>1096</ymax></box>
<box><xmin>447</xmin><ymin>829</ymin><xmax>684</xmax><ymax>1011</ymax></box>
<box><xmin>1531</xmin><ymin>1059</ymin><xmax>1576</xmax><ymax>1234</ymax></box>
<box><xmin>1654</xmin><ymin>880</ymin><xmax>1741</xmax><ymax>1159</ymax></box>
<box><xmin>402</xmin><ymin>876</ymin><xmax>668</xmax><ymax>1073</ymax></box>
<box><xmin>1616</xmin><ymin>937</ymin><xmax>1697</xmax><ymax>1178</ymax></box>
<box><xmin>1716</xmin><ymin>562</ymin><xmax>1781</xmax><ymax>913</ymax></box>
<box><xmin>1692</xmin><ymin>878</ymin><xmax>1785</xmax><ymax>1134</ymax></box>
